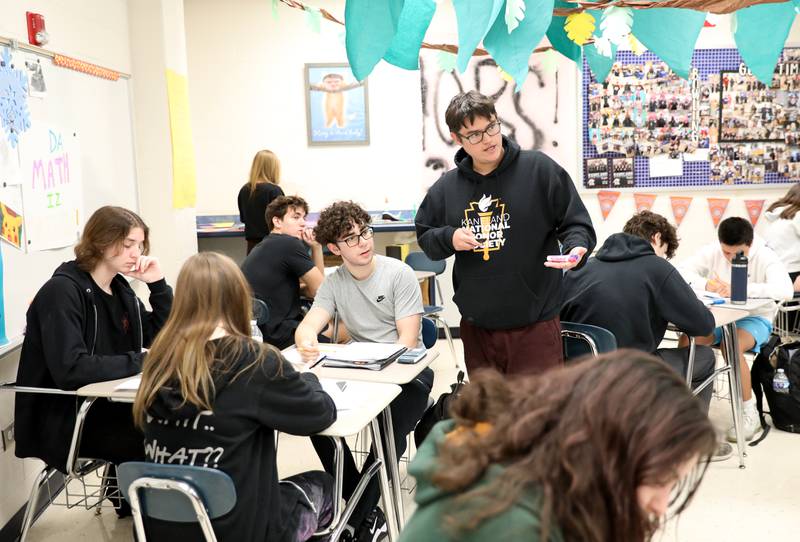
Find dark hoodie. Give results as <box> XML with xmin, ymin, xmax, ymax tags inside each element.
<box><xmin>142</xmin><ymin>338</ymin><xmax>336</xmax><ymax>542</ymax></box>
<box><xmin>561</xmin><ymin>233</ymin><xmax>715</xmax><ymax>353</ymax></box>
<box><xmin>415</xmin><ymin>136</ymin><xmax>595</xmax><ymax>329</ymax></box>
<box><xmin>15</xmin><ymin>260</ymin><xmax>173</xmax><ymax>471</ymax></box>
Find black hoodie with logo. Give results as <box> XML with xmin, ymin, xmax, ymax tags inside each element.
<box><xmin>142</xmin><ymin>339</ymin><xmax>336</xmax><ymax>542</ymax></box>
<box><xmin>415</xmin><ymin>136</ymin><xmax>596</xmax><ymax>329</ymax></box>
<box><xmin>561</xmin><ymin>233</ymin><xmax>715</xmax><ymax>353</ymax></box>
<box><xmin>15</xmin><ymin>260</ymin><xmax>173</xmax><ymax>471</ymax></box>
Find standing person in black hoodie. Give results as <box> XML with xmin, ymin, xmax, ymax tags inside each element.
<box><xmin>238</xmin><ymin>149</ymin><xmax>285</xmax><ymax>254</ymax></box>
<box><xmin>561</xmin><ymin>211</ymin><xmax>717</xmax><ymax>408</ymax></box>
<box><xmin>134</xmin><ymin>252</ymin><xmax>337</xmax><ymax>541</ymax></box>
<box><xmin>15</xmin><ymin>206</ymin><xmax>173</xmax><ymax>480</ymax></box>
<box><xmin>415</xmin><ymin>91</ymin><xmax>596</xmax><ymax>375</ymax></box>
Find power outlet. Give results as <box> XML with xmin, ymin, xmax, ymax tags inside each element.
<box><xmin>1</xmin><ymin>423</ymin><xmax>14</xmax><ymax>452</ymax></box>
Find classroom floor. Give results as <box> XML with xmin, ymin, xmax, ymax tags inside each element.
<box><xmin>23</xmin><ymin>339</ymin><xmax>799</xmax><ymax>542</ymax></box>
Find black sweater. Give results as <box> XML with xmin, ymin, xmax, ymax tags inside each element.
<box><xmin>415</xmin><ymin>136</ymin><xmax>596</xmax><ymax>329</ymax></box>
<box><xmin>15</xmin><ymin>261</ymin><xmax>173</xmax><ymax>471</ymax></box>
<box><xmin>238</xmin><ymin>182</ymin><xmax>285</xmax><ymax>242</ymax></box>
<box><xmin>142</xmin><ymin>339</ymin><xmax>336</xmax><ymax>542</ymax></box>
<box><xmin>561</xmin><ymin>233</ymin><xmax>715</xmax><ymax>353</ymax></box>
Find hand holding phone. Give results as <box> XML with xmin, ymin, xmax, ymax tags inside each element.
<box><xmin>398</xmin><ymin>348</ymin><xmax>427</xmax><ymax>364</ymax></box>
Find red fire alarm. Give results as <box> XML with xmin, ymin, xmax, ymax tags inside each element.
<box><xmin>26</xmin><ymin>12</ymin><xmax>49</xmax><ymax>46</ymax></box>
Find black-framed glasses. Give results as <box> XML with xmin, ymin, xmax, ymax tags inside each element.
<box><xmin>459</xmin><ymin>121</ymin><xmax>502</xmax><ymax>145</ymax></box>
<box><xmin>338</xmin><ymin>227</ymin><xmax>374</xmax><ymax>247</ymax></box>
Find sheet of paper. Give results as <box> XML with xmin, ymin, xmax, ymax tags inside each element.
<box><xmin>683</xmin><ymin>148</ymin><xmax>709</xmax><ymax>162</ymax></box>
<box><xmin>282</xmin><ymin>346</ymin><xmax>324</xmax><ymax>368</ymax></box>
<box><xmin>320</xmin><ymin>379</ymin><xmax>370</xmax><ymax>411</ymax></box>
<box><xmin>649</xmin><ymin>154</ymin><xmax>683</xmax><ymax>177</ymax></box>
<box><xmin>115</xmin><ymin>376</ymin><xmax>141</xmax><ymax>391</ymax></box>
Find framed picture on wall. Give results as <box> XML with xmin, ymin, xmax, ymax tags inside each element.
<box><xmin>304</xmin><ymin>63</ymin><xmax>370</xmax><ymax>146</ymax></box>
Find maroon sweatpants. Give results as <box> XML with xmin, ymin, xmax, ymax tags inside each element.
<box><xmin>460</xmin><ymin>316</ymin><xmax>564</xmax><ymax>376</ymax></box>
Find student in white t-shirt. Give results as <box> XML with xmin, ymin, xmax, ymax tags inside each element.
<box><xmin>295</xmin><ymin>201</ymin><xmax>433</xmax><ymax>541</ymax></box>
<box><xmin>678</xmin><ymin>217</ymin><xmax>793</xmax><ymax>442</ymax></box>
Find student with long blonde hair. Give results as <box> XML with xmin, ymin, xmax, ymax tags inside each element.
<box><xmin>765</xmin><ymin>182</ymin><xmax>800</xmax><ymax>291</ymax></box>
<box><xmin>134</xmin><ymin>252</ymin><xmax>336</xmax><ymax>541</ymax></box>
<box><xmin>238</xmin><ymin>149</ymin><xmax>285</xmax><ymax>253</ymax></box>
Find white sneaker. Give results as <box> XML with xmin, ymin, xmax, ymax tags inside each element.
<box><xmin>710</xmin><ymin>442</ymin><xmax>733</xmax><ymax>462</ymax></box>
<box><xmin>726</xmin><ymin>409</ymin><xmax>761</xmax><ymax>442</ymax></box>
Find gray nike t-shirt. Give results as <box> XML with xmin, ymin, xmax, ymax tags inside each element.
<box><xmin>313</xmin><ymin>255</ymin><xmax>423</xmax><ymax>346</ymax></box>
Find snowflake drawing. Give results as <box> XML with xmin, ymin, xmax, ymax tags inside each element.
<box><xmin>0</xmin><ymin>47</ymin><xmax>32</xmax><ymax>148</ymax></box>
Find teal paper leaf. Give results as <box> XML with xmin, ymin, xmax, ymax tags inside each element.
<box><xmin>545</xmin><ymin>0</ymin><xmax>582</xmax><ymax>64</ymax></box>
<box><xmin>734</xmin><ymin>2</ymin><xmax>796</xmax><ymax>85</ymax></box>
<box><xmin>437</xmin><ymin>51</ymin><xmax>458</xmax><ymax>73</ymax></box>
<box><xmin>272</xmin><ymin>0</ymin><xmax>279</xmax><ymax>20</ymax></box>
<box><xmin>505</xmin><ymin>0</ymin><xmax>527</xmax><ymax>34</ymax></box>
<box><xmin>452</xmin><ymin>0</ymin><xmax>504</xmax><ymax>73</ymax></box>
<box><xmin>345</xmin><ymin>0</ymin><xmax>404</xmax><ymax>81</ymax></box>
<box><xmin>585</xmin><ymin>12</ymin><xmax>617</xmax><ymax>84</ymax></box>
<box><xmin>484</xmin><ymin>0</ymin><xmax>554</xmax><ymax>90</ymax></box>
<box><xmin>305</xmin><ymin>7</ymin><xmax>322</xmax><ymax>33</ymax></box>
<box><xmin>384</xmin><ymin>0</ymin><xmax>437</xmax><ymax>70</ymax></box>
<box><xmin>631</xmin><ymin>8</ymin><xmax>705</xmax><ymax>79</ymax></box>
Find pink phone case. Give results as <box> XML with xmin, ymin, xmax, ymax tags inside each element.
<box><xmin>546</xmin><ymin>254</ymin><xmax>579</xmax><ymax>262</ymax></box>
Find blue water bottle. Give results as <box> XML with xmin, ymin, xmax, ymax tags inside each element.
<box><xmin>730</xmin><ymin>251</ymin><xmax>748</xmax><ymax>305</ymax></box>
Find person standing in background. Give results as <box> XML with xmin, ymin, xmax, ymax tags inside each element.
<box><xmin>238</xmin><ymin>149</ymin><xmax>285</xmax><ymax>254</ymax></box>
<box><xmin>764</xmin><ymin>182</ymin><xmax>800</xmax><ymax>291</ymax></box>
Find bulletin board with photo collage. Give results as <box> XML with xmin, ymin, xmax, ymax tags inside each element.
<box><xmin>581</xmin><ymin>48</ymin><xmax>800</xmax><ymax>190</ymax></box>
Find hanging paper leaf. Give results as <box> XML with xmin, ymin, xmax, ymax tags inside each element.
<box><xmin>384</xmin><ymin>0</ymin><xmax>437</xmax><ymax>70</ymax></box>
<box><xmin>599</xmin><ymin>6</ymin><xmax>633</xmax><ymax>47</ymax></box>
<box><xmin>497</xmin><ymin>66</ymin><xmax>515</xmax><ymax>82</ymax></box>
<box><xmin>272</xmin><ymin>0</ymin><xmax>279</xmax><ymax>20</ymax></box>
<box><xmin>452</xmin><ymin>0</ymin><xmax>504</xmax><ymax>73</ymax></box>
<box><xmin>585</xmin><ymin>21</ymin><xmax>617</xmax><ymax>82</ymax></box>
<box><xmin>734</xmin><ymin>2</ymin><xmax>796</xmax><ymax>85</ymax></box>
<box><xmin>437</xmin><ymin>51</ymin><xmax>457</xmax><ymax>73</ymax></box>
<box><xmin>540</xmin><ymin>48</ymin><xmax>559</xmax><ymax>74</ymax></box>
<box><xmin>505</xmin><ymin>0</ymin><xmax>527</xmax><ymax>34</ymax></box>
<box><xmin>594</xmin><ymin>36</ymin><xmax>613</xmax><ymax>58</ymax></box>
<box><xmin>546</xmin><ymin>0</ymin><xmax>582</xmax><ymax>63</ymax></box>
<box><xmin>631</xmin><ymin>8</ymin><xmax>705</xmax><ymax>79</ymax></box>
<box><xmin>484</xmin><ymin>0</ymin><xmax>553</xmax><ymax>89</ymax></box>
<box><xmin>305</xmin><ymin>6</ymin><xmax>322</xmax><ymax>33</ymax></box>
<box><xmin>628</xmin><ymin>34</ymin><xmax>646</xmax><ymax>56</ymax></box>
<box><xmin>564</xmin><ymin>12</ymin><xmax>595</xmax><ymax>46</ymax></box>
<box><xmin>344</xmin><ymin>0</ymin><xmax>404</xmax><ymax>81</ymax></box>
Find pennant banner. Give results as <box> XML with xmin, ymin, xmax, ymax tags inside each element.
<box><xmin>634</xmin><ymin>193</ymin><xmax>657</xmax><ymax>213</ymax></box>
<box><xmin>744</xmin><ymin>199</ymin><xmax>765</xmax><ymax>226</ymax></box>
<box><xmin>598</xmin><ymin>190</ymin><xmax>621</xmax><ymax>220</ymax></box>
<box><xmin>707</xmin><ymin>197</ymin><xmax>729</xmax><ymax>227</ymax></box>
<box><xmin>670</xmin><ymin>196</ymin><xmax>693</xmax><ymax>226</ymax></box>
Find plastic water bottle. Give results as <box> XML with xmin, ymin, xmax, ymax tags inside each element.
<box><xmin>250</xmin><ymin>319</ymin><xmax>263</xmax><ymax>343</ymax></box>
<box><xmin>730</xmin><ymin>251</ymin><xmax>748</xmax><ymax>305</ymax></box>
<box><xmin>773</xmin><ymin>368</ymin><xmax>790</xmax><ymax>394</ymax></box>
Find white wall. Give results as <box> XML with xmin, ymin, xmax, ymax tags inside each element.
<box><xmin>0</xmin><ymin>0</ymin><xmax>134</xmax><ymax>530</ymax></box>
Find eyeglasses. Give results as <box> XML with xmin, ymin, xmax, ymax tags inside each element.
<box><xmin>338</xmin><ymin>227</ymin><xmax>374</xmax><ymax>247</ymax></box>
<box><xmin>459</xmin><ymin>121</ymin><xmax>502</xmax><ymax>145</ymax></box>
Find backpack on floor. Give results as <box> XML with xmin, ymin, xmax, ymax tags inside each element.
<box><xmin>751</xmin><ymin>335</ymin><xmax>800</xmax><ymax>440</ymax></box>
<box><xmin>414</xmin><ymin>370</ymin><xmax>466</xmax><ymax>448</ymax></box>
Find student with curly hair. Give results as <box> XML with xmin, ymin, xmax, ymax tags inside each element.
<box><xmin>400</xmin><ymin>350</ymin><xmax>717</xmax><ymax>542</ymax></box>
<box><xmin>295</xmin><ymin>201</ymin><xmax>433</xmax><ymax>541</ymax></box>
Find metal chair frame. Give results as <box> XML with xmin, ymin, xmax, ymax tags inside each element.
<box><xmin>0</xmin><ymin>383</ymin><xmax>122</xmax><ymax>541</ymax></box>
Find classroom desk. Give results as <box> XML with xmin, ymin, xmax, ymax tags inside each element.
<box><xmin>76</xmin><ymin>376</ymin><xmax>404</xmax><ymax>541</ymax></box>
<box><xmin>196</xmin><ymin>214</ymin><xmax>416</xmax><ymax>239</ymax></box>
<box><xmin>286</xmin><ymin>344</ymin><xmax>438</xmax><ymax>529</ymax></box>
<box><xmin>708</xmin><ymin>299</ymin><xmax>774</xmax><ymax>469</ymax></box>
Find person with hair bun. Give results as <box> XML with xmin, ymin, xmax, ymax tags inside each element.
<box><xmin>15</xmin><ymin>206</ymin><xmax>173</xmax><ymax>480</ymax></box>
<box><xmin>400</xmin><ymin>350</ymin><xmax>717</xmax><ymax>542</ymax></box>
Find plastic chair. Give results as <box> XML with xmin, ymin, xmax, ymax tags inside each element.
<box><xmin>252</xmin><ymin>297</ymin><xmax>270</xmax><ymax>326</ymax></box>
<box><xmin>775</xmin><ymin>293</ymin><xmax>800</xmax><ymax>338</ymax></box>
<box><xmin>421</xmin><ymin>317</ymin><xmax>437</xmax><ymax>349</ymax></box>
<box><xmin>560</xmin><ymin>321</ymin><xmax>617</xmax><ymax>360</ymax></box>
<box><xmin>118</xmin><ymin>462</ymin><xmax>237</xmax><ymax>542</ymax></box>
<box><xmin>0</xmin><ymin>384</ymin><xmax>121</xmax><ymax>541</ymax></box>
<box><xmin>404</xmin><ymin>252</ymin><xmax>458</xmax><ymax>368</ymax></box>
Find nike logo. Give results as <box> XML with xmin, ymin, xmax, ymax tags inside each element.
<box><xmin>376</xmin><ymin>295</ymin><xmax>385</xmax><ymax>303</ymax></box>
